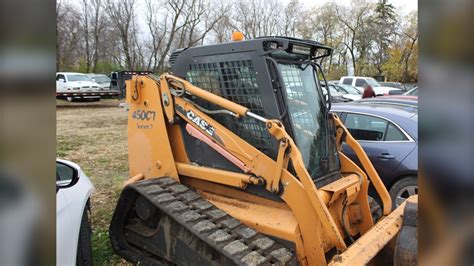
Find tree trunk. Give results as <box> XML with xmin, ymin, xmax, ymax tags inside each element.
<box><xmin>83</xmin><ymin>0</ymin><xmax>91</xmax><ymax>72</ymax></box>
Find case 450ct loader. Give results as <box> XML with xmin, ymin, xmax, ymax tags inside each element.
<box><xmin>109</xmin><ymin>35</ymin><xmax>417</xmax><ymax>266</ymax></box>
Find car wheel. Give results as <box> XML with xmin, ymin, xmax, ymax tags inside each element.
<box><xmin>76</xmin><ymin>205</ymin><xmax>93</xmax><ymax>266</ymax></box>
<box><xmin>389</xmin><ymin>176</ymin><xmax>417</xmax><ymax>209</ymax></box>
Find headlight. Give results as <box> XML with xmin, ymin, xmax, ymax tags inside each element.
<box><xmin>291</xmin><ymin>44</ymin><xmax>312</xmax><ymax>55</ymax></box>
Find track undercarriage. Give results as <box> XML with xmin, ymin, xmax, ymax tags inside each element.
<box><xmin>110</xmin><ymin>177</ymin><xmax>297</xmax><ymax>265</ymax></box>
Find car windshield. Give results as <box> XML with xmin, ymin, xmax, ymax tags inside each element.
<box><xmin>277</xmin><ymin>62</ymin><xmax>339</xmax><ymax>179</ymax></box>
<box><xmin>405</xmin><ymin>87</ymin><xmax>417</xmax><ymax>96</ymax></box>
<box><xmin>329</xmin><ymin>85</ymin><xmax>339</xmax><ymax>94</ymax></box>
<box><xmin>366</xmin><ymin>78</ymin><xmax>381</xmax><ymax>87</ymax></box>
<box><xmin>338</xmin><ymin>85</ymin><xmax>361</xmax><ymax>95</ymax></box>
<box><xmin>93</xmin><ymin>76</ymin><xmax>111</xmax><ymax>83</ymax></box>
<box><xmin>67</xmin><ymin>74</ymin><xmax>92</xmax><ymax>82</ymax></box>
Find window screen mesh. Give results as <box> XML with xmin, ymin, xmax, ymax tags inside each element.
<box><xmin>186</xmin><ymin>60</ymin><xmax>272</xmax><ymax>155</ymax></box>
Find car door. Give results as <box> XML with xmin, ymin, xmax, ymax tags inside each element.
<box><xmin>56</xmin><ymin>74</ymin><xmax>66</xmax><ymax>92</ymax></box>
<box><xmin>56</xmin><ymin>162</ymin><xmax>76</xmax><ymax>265</ymax></box>
<box><xmin>341</xmin><ymin>112</ymin><xmax>415</xmax><ymax>184</ymax></box>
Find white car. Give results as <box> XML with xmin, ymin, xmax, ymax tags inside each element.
<box><xmin>56</xmin><ymin>159</ymin><xmax>95</xmax><ymax>265</ymax></box>
<box><xmin>87</xmin><ymin>74</ymin><xmax>111</xmax><ymax>90</ymax></box>
<box><xmin>339</xmin><ymin>76</ymin><xmax>401</xmax><ymax>96</ymax></box>
<box><xmin>332</xmin><ymin>84</ymin><xmax>362</xmax><ymax>101</ymax></box>
<box><xmin>56</xmin><ymin>72</ymin><xmax>101</xmax><ymax>101</ymax></box>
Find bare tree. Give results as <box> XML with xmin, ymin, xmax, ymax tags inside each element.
<box><xmin>178</xmin><ymin>0</ymin><xmax>230</xmax><ymax>47</ymax></box>
<box><xmin>233</xmin><ymin>0</ymin><xmax>283</xmax><ymax>39</ymax></box>
<box><xmin>81</xmin><ymin>0</ymin><xmax>92</xmax><ymax>72</ymax></box>
<box><xmin>282</xmin><ymin>0</ymin><xmax>303</xmax><ymax>37</ymax></box>
<box><xmin>400</xmin><ymin>11</ymin><xmax>418</xmax><ymax>82</ymax></box>
<box><xmin>336</xmin><ymin>1</ymin><xmax>371</xmax><ymax>75</ymax></box>
<box><xmin>307</xmin><ymin>3</ymin><xmax>340</xmax><ymax>71</ymax></box>
<box><xmin>105</xmin><ymin>0</ymin><xmax>136</xmax><ymax>69</ymax></box>
<box><xmin>145</xmin><ymin>0</ymin><xmax>166</xmax><ymax>70</ymax></box>
<box><xmin>56</xmin><ymin>0</ymin><xmax>417</xmax><ymax>81</ymax></box>
<box><xmin>88</xmin><ymin>0</ymin><xmax>107</xmax><ymax>72</ymax></box>
<box><xmin>57</xmin><ymin>0</ymin><xmax>84</xmax><ymax>71</ymax></box>
<box><xmin>155</xmin><ymin>0</ymin><xmax>187</xmax><ymax>71</ymax></box>
<box><xmin>212</xmin><ymin>14</ymin><xmax>236</xmax><ymax>43</ymax></box>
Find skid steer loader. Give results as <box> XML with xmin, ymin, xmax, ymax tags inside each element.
<box><xmin>109</xmin><ymin>36</ymin><xmax>417</xmax><ymax>265</ymax></box>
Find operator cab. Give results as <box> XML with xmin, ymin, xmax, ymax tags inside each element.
<box><xmin>170</xmin><ymin>36</ymin><xmax>340</xmax><ymax>187</ymax></box>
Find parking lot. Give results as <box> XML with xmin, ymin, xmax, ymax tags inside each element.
<box><xmin>56</xmin><ymin>99</ymin><xmax>129</xmax><ymax>264</ymax></box>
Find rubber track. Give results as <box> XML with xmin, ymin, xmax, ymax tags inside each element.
<box><xmin>119</xmin><ymin>177</ymin><xmax>297</xmax><ymax>265</ymax></box>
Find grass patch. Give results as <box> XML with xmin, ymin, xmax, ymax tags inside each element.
<box><xmin>91</xmin><ymin>228</ymin><xmax>124</xmax><ymax>265</ymax></box>
<box><xmin>57</xmin><ymin>104</ymin><xmax>131</xmax><ymax>265</ymax></box>
<box><xmin>57</xmin><ymin>137</ymin><xmax>79</xmax><ymax>157</ymax></box>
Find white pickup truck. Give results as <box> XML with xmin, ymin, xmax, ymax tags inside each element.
<box><xmin>339</xmin><ymin>76</ymin><xmax>401</xmax><ymax>96</ymax></box>
<box><xmin>56</xmin><ymin>72</ymin><xmax>117</xmax><ymax>101</ymax></box>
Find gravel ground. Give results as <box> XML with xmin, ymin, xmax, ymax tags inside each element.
<box><xmin>56</xmin><ymin>98</ymin><xmax>131</xmax><ymax>264</ymax></box>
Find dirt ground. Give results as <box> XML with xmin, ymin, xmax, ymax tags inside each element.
<box><xmin>56</xmin><ymin>99</ymin><xmax>131</xmax><ymax>264</ymax></box>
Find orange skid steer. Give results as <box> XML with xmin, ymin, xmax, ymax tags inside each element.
<box><xmin>109</xmin><ymin>36</ymin><xmax>417</xmax><ymax>265</ymax></box>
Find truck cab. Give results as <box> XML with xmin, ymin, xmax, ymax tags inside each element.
<box><xmin>339</xmin><ymin>76</ymin><xmax>401</xmax><ymax>96</ymax></box>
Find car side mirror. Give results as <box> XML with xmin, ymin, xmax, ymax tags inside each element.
<box><xmin>58</xmin><ymin>78</ymin><xmax>65</xmax><ymax>83</ymax></box>
<box><xmin>56</xmin><ymin>162</ymin><xmax>79</xmax><ymax>189</ymax></box>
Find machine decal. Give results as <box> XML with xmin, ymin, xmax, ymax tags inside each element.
<box><xmin>131</xmin><ymin>109</ymin><xmax>156</xmax><ymax>121</ymax></box>
<box><xmin>136</xmin><ymin>124</ymin><xmax>153</xmax><ymax>129</ymax></box>
<box><xmin>186</xmin><ymin>110</ymin><xmax>216</xmax><ymax>136</ymax></box>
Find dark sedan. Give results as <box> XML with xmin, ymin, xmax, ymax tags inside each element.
<box><xmin>331</xmin><ymin>102</ymin><xmax>418</xmax><ymax>208</ymax></box>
